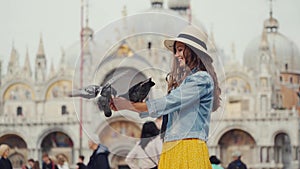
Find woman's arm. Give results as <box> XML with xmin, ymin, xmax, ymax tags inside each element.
<box><xmin>111</xmin><ymin>97</ymin><xmax>148</xmax><ymax>113</ymax></box>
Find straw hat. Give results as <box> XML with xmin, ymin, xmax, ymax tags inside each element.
<box><xmin>164</xmin><ymin>25</ymin><xmax>211</xmax><ymax>59</ymax></box>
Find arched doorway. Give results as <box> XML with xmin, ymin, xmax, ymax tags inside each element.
<box><xmin>0</xmin><ymin>134</ymin><xmax>27</xmax><ymax>168</ymax></box>
<box><xmin>40</xmin><ymin>131</ymin><xmax>74</xmax><ymax>164</ymax></box>
<box><xmin>99</xmin><ymin>119</ymin><xmax>141</xmax><ymax>169</ymax></box>
<box><xmin>274</xmin><ymin>133</ymin><xmax>292</xmax><ymax>169</ymax></box>
<box><xmin>218</xmin><ymin>129</ymin><xmax>256</xmax><ymax>167</ymax></box>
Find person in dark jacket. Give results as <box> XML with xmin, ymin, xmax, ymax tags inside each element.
<box><xmin>87</xmin><ymin>134</ymin><xmax>110</xmax><ymax>169</ymax></box>
<box><xmin>227</xmin><ymin>151</ymin><xmax>247</xmax><ymax>169</ymax></box>
<box><xmin>42</xmin><ymin>153</ymin><xmax>58</xmax><ymax>169</ymax></box>
<box><xmin>76</xmin><ymin>155</ymin><xmax>87</xmax><ymax>169</ymax></box>
<box><xmin>0</xmin><ymin>144</ymin><xmax>13</xmax><ymax>169</ymax></box>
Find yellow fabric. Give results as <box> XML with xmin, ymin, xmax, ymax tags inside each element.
<box><xmin>158</xmin><ymin>139</ymin><xmax>212</xmax><ymax>169</ymax></box>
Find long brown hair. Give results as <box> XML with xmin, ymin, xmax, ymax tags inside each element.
<box><xmin>167</xmin><ymin>42</ymin><xmax>206</xmax><ymax>92</ymax></box>
<box><xmin>166</xmin><ymin>42</ymin><xmax>221</xmax><ymax>111</ymax></box>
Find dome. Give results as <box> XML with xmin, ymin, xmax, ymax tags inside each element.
<box><xmin>243</xmin><ymin>31</ymin><xmax>300</xmax><ymax>73</ymax></box>
<box><xmin>168</xmin><ymin>0</ymin><xmax>190</xmax><ymax>10</ymax></box>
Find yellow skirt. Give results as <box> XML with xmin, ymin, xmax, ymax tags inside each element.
<box><xmin>158</xmin><ymin>138</ymin><xmax>212</xmax><ymax>169</ymax></box>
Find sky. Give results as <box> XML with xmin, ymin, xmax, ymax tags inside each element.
<box><xmin>1</xmin><ymin>0</ymin><xmax>300</xmax><ymax>73</ymax></box>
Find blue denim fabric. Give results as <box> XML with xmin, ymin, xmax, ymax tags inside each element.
<box><xmin>140</xmin><ymin>71</ymin><xmax>214</xmax><ymax>142</ymax></box>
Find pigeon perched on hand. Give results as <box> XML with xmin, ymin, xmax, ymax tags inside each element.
<box><xmin>119</xmin><ymin>78</ymin><xmax>155</xmax><ymax>102</ymax></box>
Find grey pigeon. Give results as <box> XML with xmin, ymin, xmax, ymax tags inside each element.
<box><xmin>69</xmin><ymin>84</ymin><xmax>117</xmax><ymax>117</ymax></box>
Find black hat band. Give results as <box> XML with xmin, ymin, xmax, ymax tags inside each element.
<box><xmin>178</xmin><ymin>33</ymin><xmax>207</xmax><ymax>50</ymax></box>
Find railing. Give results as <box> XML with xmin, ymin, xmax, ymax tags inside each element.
<box><xmin>0</xmin><ymin>113</ymin><xmax>79</xmax><ymax>125</ymax></box>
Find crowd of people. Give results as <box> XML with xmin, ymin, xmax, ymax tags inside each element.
<box><xmin>0</xmin><ymin>25</ymin><xmax>249</xmax><ymax>169</ymax></box>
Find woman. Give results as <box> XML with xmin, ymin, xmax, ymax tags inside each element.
<box><xmin>112</xmin><ymin>25</ymin><xmax>221</xmax><ymax>168</ymax></box>
<box><xmin>33</xmin><ymin>161</ymin><xmax>41</xmax><ymax>169</ymax></box>
<box><xmin>125</xmin><ymin>121</ymin><xmax>162</xmax><ymax>169</ymax></box>
<box><xmin>56</xmin><ymin>155</ymin><xmax>69</xmax><ymax>169</ymax></box>
<box><xmin>0</xmin><ymin>144</ymin><xmax>13</xmax><ymax>169</ymax></box>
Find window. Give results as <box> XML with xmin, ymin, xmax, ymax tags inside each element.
<box><xmin>61</xmin><ymin>105</ymin><xmax>68</xmax><ymax>115</ymax></box>
<box><xmin>279</xmin><ymin>76</ymin><xmax>282</xmax><ymax>82</ymax></box>
<box><xmin>290</xmin><ymin>77</ymin><xmax>293</xmax><ymax>84</ymax></box>
<box><xmin>17</xmin><ymin>106</ymin><xmax>23</xmax><ymax>116</ymax></box>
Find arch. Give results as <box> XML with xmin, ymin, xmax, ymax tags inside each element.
<box><xmin>212</xmin><ymin>125</ymin><xmax>257</xmax><ymax>146</ymax></box>
<box><xmin>38</xmin><ymin>129</ymin><xmax>75</xmax><ymax>165</ymax></box>
<box><xmin>45</xmin><ymin>80</ymin><xmax>72</xmax><ymax>100</ymax></box>
<box><xmin>99</xmin><ymin>119</ymin><xmax>141</xmax><ymax>148</ymax></box>
<box><xmin>217</xmin><ymin>129</ymin><xmax>256</xmax><ymax>167</ymax></box>
<box><xmin>2</xmin><ymin>82</ymin><xmax>35</xmax><ymax>101</ymax></box>
<box><xmin>0</xmin><ymin>79</ymin><xmax>35</xmax><ymax>99</ymax></box>
<box><xmin>271</xmin><ymin>129</ymin><xmax>294</xmax><ymax>145</ymax></box>
<box><xmin>94</xmin><ymin>116</ymin><xmax>142</xmax><ymax>168</ymax></box>
<box><xmin>109</xmin><ymin>144</ymin><xmax>133</xmax><ymax>169</ymax></box>
<box><xmin>40</xmin><ymin>131</ymin><xmax>73</xmax><ymax>152</ymax></box>
<box><xmin>94</xmin><ymin>59</ymin><xmax>154</xmax><ymax>85</ymax></box>
<box><xmin>274</xmin><ymin>132</ymin><xmax>292</xmax><ymax>168</ymax></box>
<box><xmin>221</xmin><ymin>75</ymin><xmax>253</xmax><ymax>95</ymax></box>
<box><xmin>0</xmin><ymin>134</ymin><xmax>27</xmax><ymax>148</ymax></box>
<box><xmin>37</xmin><ymin>127</ymin><xmax>78</xmax><ymax>149</ymax></box>
<box><xmin>8</xmin><ymin>152</ymin><xmax>26</xmax><ymax>168</ymax></box>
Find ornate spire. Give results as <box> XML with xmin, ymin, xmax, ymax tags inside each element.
<box><xmin>208</xmin><ymin>27</ymin><xmax>217</xmax><ymax>53</ymax></box>
<box><xmin>122</xmin><ymin>5</ymin><xmax>127</xmax><ymax>17</ymax></box>
<box><xmin>231</xmin><ymin>42</ymin><xmax>236</xmax><ymax>61</ymax></box>
<box><xmin>35</xmin><ymin>35</ymin><xmax>47</xmax><ymax>83</ymax></box>
<box><xmin>49</xmin><ymin>60</ymin><xmax>56</xmax><ymax>78</ymax></box>
<box><xmin>8</xmin><ymin>42</ymin><xmax>18</xmax><ymax>64</ymax></box>
<box><xmin>37</xmin><ymin>34</ymin><xmax>45</xmax><ymax>57</ymax></box>
<box><xmin>7</xmin><ymin>42</ymin><xmax>19</xmax><ymax>75</ymax></box>
<box><xmin>23</xmin><ymin>47</ymin><xmax>32</xmax><ymax>77</ymax></box>
<box><xmin>59</xmin><ymin>47</ymin><xmax>67</xmax><ymax>72</ymax></box>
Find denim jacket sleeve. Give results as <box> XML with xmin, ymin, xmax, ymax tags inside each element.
<box><xmin>141</xmin><ymin>71</ymin><xmax>212</xmax><ymax>118</ymax></box>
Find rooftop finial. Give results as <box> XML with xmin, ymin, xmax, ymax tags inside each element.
<box><xmin>85</xmin><ymin>0</ymin><xmax>89</xmax><ymax>27</ymax></box>
<box><xmin>122</xmin><ymin>5</ymin><xmax>127</xmax><ymax>17</ymax></box>
<box><xmin>264</xmin><ymin>0</ymin><xmax>279</xmax><ymax>32</ymax></box>
<box><xmin>269</xmin><ymin>0</ymin><xmax>273</xmax><ymax>18</ymax></box>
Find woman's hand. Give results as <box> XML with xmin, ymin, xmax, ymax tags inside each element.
<box><xmin>110</xmin><ymin>97</ymin><xmax>138</xmax><ymax>112</ymax></box>
<box><xmin>110</xmin><ymin>97</ymin><xmax>148</xmax><ymax>113</ymax></box>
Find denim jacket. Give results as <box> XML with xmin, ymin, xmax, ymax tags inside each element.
<box><xmin>140</xmin><ymin>70</ymin><xmax>214</xmax><ymax>142</ymax></box>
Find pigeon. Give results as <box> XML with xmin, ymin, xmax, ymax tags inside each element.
<box><xmin>96</xmin><ymin>83</ymin><xmax>116</xmax><ymax>117</ymax></box>
<box><xmin>119</xmin><ymin>78</ymin><xmax>155</xmax><ymax>102</ymax></box>
<box><xmin>69</xmin><ymin>84</ymin><xmax>117</xmax><ymax>117</ymax></box>
<box><xmin>68</xmin><ymin>71</ymin><xmax>126</xmax><ymax>117</ymax></box>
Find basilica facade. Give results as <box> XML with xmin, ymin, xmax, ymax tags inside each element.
<box><xmin>0</xmin><ymin>0</ymin><xmax>299</xmax><ymax>169</ymax></box>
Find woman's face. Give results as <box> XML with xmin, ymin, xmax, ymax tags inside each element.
<box><xmin>3</xmin><ymin>148</ymin><xmax>9</xmax><ymax>158</ymax></box>
<box><xmin>174</xmin><ymin>41</ymin><xmax>187</xmax><ymax>67</ymax></box>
